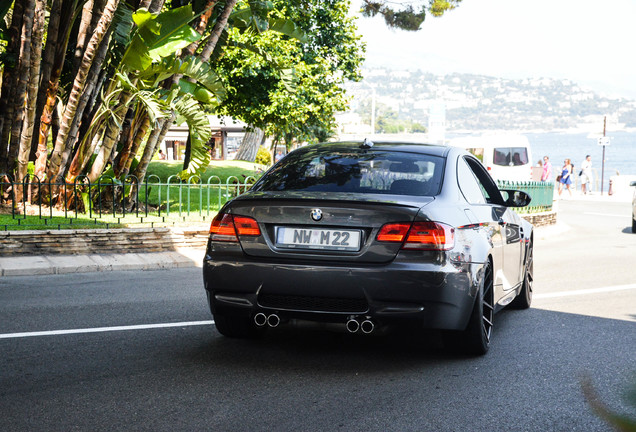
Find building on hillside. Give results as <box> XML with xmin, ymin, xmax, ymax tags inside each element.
<box><xmin>161</xmin><ymin>116</ymin><xmax>247</xmax><ymax>161</ymax></box>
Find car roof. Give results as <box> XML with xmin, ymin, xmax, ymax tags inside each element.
<box><xmin>303</xmin><ymin>140</ymin><xmax>452</xmax><ymax>158</ymax></box>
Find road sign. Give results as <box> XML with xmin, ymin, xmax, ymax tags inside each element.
<box><xmin>597</xmin><ymin>137</ymin><xmax>610</xmax><ymax>146</ymax></box>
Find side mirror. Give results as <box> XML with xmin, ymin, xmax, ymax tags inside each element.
<box><xmin>500</xmin><ymin>189</ymin><xmax>532</xmax><ymax>208</ymax></box>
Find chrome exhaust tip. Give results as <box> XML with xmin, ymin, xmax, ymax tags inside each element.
<box><xmin>267</xmin><ymin>314</ymin><xmax>280</xmax><ymax>328</ymax></box>
<box><xmin>346</xmin><ymin>319</ymin><xmax>360</xmax><ymax>333</ymax></box>
<box><xmin>254</xmin><ymin>312</ymin><xmax>267</xmax><ymax>327</ymax></box>
<box><xmin>360</xmin><ymin>319</ymin><xmax>375</xmax><ymax>334</ymax></box>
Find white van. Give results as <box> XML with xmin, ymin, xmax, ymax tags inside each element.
<box><xmin>448</xmin><ymin>134</ymin><xmax>533</xmax><ymax>182</ymax></box>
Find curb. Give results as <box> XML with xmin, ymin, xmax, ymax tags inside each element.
<box><xmin>0</xmin><ymin>248</ymin><xmax>204</xmax><ymax>277</ymax></box>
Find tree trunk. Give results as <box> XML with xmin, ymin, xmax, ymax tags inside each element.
<box><xmin>30</xmin><ymin>0</ymin><xmax>61</xmax><ymax>162</ymax></box>
<box><xmin>73</xmin><ymin>0</ymin><xmax>94</xmax><ymax>75</ymax></box>
<box><xmin>47</xmin><ymin>0</ymin><xmax>120</xmax><ymax>183</ymax></box>
<box><xmin>148</xmin><ymin>0</ymin><xmax>165</xmax><ymax>13</ymax></box>
<box><xmin>86</xmin><ymin>90</ymin><xmax>132</xmax><ymax>183</ymax></box>
<box><xmin>9</xmin><ymin>0</ymin><xmax>36</xmax><ymax>180</ymax></box>
<box><xmin>17</xmin><ymin>0</ymin><xmax>45</xmax><ymax>183</ymax></box>
<box><xmin>112</xmin><ymin>106</ymin><xmax>137</xmax><ymax>177</ymax></box>
<box><xmin>234</xmin><ymin>126</ymin><xmax>263</xmax><ymax>162</ymax></box>
<box><xmin>0</xmin><ymin>0</ymin><xmax>25</xmax><ymax>174</ymax></box>
<box><xmin>132</xmin><ymin>113</ymin><xmax>173</xmax><ymax>181</ymax></box>
<box><xmin>120</xmin><ymin>113</ymin><xmax>151</xmax><ymax>179</ymax></box>
<box><xmin>61</xmin><ymin>27</ymin><xmax>113</xmax><ymax>183</ymax></box>
<box><xmin>200</xmin><ymin>0</ymin><xmax>238</xmax><ymax>61</ymax></box>
<box><xmin>33</xmin><ymin>0</ymin><xmax>83</xmax><ymax>181</ymax></box>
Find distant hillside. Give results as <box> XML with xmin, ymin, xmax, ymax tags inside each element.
<box><xmin>343</xmin><ymin>68</ymin><xmax>636</xmax><ymax>133</ymax></box>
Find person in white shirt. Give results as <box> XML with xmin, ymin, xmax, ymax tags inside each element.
<box><xmin>580</xmin><ymin>155</ymin><xmax>593</xmax><ymax>194</ymax></box>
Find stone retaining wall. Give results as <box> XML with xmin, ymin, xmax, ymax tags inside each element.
<box><xmin>521</xmin><ymin>211</ymin><xmax>557</xmax><ymax>228</ymax></box>
<box><xmin>0</xmin><ymin>227</ymin><xmax>209</xmax><ymax>256</ymax></box>
<box><xmin>0</xmin><ymin>211</ymin><xmax>555</xmax><ymax>256</ymax></box>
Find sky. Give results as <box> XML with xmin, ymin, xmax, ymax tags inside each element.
<box><xmin>352</xmin><ymin>0</ymin><xmax>636</xmax><ymax>99</ymax></box>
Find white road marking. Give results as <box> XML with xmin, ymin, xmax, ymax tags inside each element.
<box><xmin>584</xmin><ymin>212</ymin><xmax>628</xmax><ymax>218</ymax></box>
<box><xmin>3</xmin><ymin>284</ymin><xmax>636</xmax><ymax>339</ymax></box>
<box><xmin>0</xmin><ymin>320</ymin><xmax>214</xmax><ymax>340</ymax></box>
<box><xmin>535</xmin><ymin>284</ymin><xmax>636</xmax><ymax>299</ymax></box>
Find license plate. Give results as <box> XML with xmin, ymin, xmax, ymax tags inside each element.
<box><xmin>275</xmin><ymin>227</ymin><xmax>361</xmax><ymax>251</ymax></box>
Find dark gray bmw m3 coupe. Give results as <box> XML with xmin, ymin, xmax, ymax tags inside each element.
<box><xmin>203</xmin><ymin>140</ymin><xmax>534</xmax><ymax>355</ymax></box>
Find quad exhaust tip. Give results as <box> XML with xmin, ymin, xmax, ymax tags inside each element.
<box><xmin>346</xmin><ymin>316</ymin><xmax>375</xmax><ymax>334</ymax></box>
<box><xmin>360</xmin><ymin>319</ymin><xmax>375</xmax><ymax>334</ymax></box>
<box><xmin>346</xmin><ymin>318</ymin><xmax>360</xmax><ymax>333</ymax></box>
<box><xmin>254</xmin><ymin>312</ymin><xmax>280</xmax><ymax>328</ymax></box>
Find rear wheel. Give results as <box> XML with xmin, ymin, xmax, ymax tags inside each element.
<box><xmin>213</xmin><ymin>312</ymin><xmax>262</xmax><ymax>339</ymax></box>
<box><xmin>510</xmin><ymin>239</ymin><xmax>533</xmax><ymax>309</ymax></box>
<box><xmin>444</xmin><ymin>261</ymin><xmax>493</xmax><ymax>356</ymax></box>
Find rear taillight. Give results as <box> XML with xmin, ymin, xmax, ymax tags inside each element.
<box><xmin>233</xmin><ymin>216</ymin><xmax>261</xmax><ymax>236</ymax></box>
<box><xmin>209</xmin><ymin>213</ymin><xmax>261</xmax><ymax>242</ymax></box>
<box><xmin>209</xmin><ymin>213</ymin><xmax>238</xmax><ymax>242</ymax></box>
<box><xmin>377</xmin><ymin>221</ymin><xmax>455</xmax><ymax>251</ymax></box>
<box><xmin>376</xmin><ymin>223</ymin><xmax>411</xmax><ymax>242</ymax></box>
<box><xmin>403</xmin><ymin>222</ymin><xmax>454</xmax><ymax>250</ymax></box>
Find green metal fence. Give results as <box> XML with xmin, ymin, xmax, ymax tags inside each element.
<box><xmin>497</xmin><ymin>180</ymin><xmax>555</xmax><ymax>213</ymax></box>
<box><xmin>0</xmin><ymin>173</ymin><xmax>257</xmax><ymax>231</ymax></box>
<box><xmin>0</xmin><ymin>174</ymin><xmax>555</xmax><ymax>230</ymax></box>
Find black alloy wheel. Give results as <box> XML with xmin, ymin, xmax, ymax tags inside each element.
<box><xmin>480</xmin><ymin>262</ymin><xmax>495</xmax><ymax>346</ymax></box>
<box><xmin>444</xmin><ymin>260</ymin><xmax>493</xmax><ymax>356</ymax></box>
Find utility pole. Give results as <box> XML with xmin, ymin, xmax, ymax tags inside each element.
<box><xmin>601</xmin><ymin>116</ymin><xmax>606</xmax><ymax>195</ymax></box>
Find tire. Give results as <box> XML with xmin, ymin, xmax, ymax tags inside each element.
<box><xmin>213</xmin><ymin>312</ymin><xmax>262</xmax><ymax>339</ymax></box>
<box><xmin>632</xmin><ymin>215</ymin><xmax>636</xmax><ymax>233</ymax></box>
<box><xmin>510</xmin><ymin>239</ymin><xmax>533</xmax><ymax>309</ymax></box>
<box><xmin>444</xmin><ymin>261</ymin><xmax>493</xmax><ymax>356</ymax></box>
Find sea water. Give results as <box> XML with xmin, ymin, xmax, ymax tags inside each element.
<box><xmin>527</xmin><ymin>131</ymin><xmax>636</xmax><ymax>176</ymax></box>
<box><xmin>527</xmin><ymin>131</ymin><xmax>636</xmax><ymax>191</ymax></box>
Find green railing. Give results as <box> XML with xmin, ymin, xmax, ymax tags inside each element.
<box><xmin>0</xmin><ymin>174</ymin><xmax>554</xmax><ymax>230</ymax></box>
<box><xmin>0</xmin><ymin>173</ymin><xmax>257</xmax><ymax>231</ymax></box>
<box><xmin>497</xmin><ymin>180</ymin><xmax>555</xmax><ymax>213</ymax></box>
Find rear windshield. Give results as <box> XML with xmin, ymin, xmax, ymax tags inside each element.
<box><xmin>252</xmin><ymin>147</ymin><xmax>444</xmax><ymax>196</ymax></box>
<box><xmin>493</xmin><ymin>147</ymin><xmax>529</xmax><ymax>166</ymax></box>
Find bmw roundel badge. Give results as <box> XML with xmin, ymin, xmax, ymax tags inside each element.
<box><xmin>310</xmin><ymin>208</ymin><xmax>323</xmax><ymax>221</ymax></box>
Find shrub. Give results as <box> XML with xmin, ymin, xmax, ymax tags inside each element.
<box><xmin>255</xmin><ymin>146</ymin><xmax>272</xmax><ymax>166</ymax></box>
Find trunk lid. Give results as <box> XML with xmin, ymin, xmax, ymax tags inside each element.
<box><xmin>227</xmin><ymin>192</ymin><xmax>433</xmax><ymax>263</ymax></box>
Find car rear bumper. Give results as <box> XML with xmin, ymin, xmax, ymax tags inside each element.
<box><xmin>203</xmin><ymin>250</ymin><xmax>483</xmax><ymax>332</ymax></box>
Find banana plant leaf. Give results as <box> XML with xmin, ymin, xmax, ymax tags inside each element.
<box><xmin>122</xmin><ymin>5</ymin><xmax>202</xmax><ymax>72</ymax></box>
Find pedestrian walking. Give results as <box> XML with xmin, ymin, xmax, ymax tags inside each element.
<box><xmin>580</xmin><ymin>155</ymin><xmax>593</xmax><ymax>194</ymax></box>
<box><xmin>558</xmin><ymin>158</ymin><xmax>573</xmax><ymax>197</ymax></box>
<box><xmin>541</xmin><ymin>156</ymin><xmax>552</xmax><ymax>181</ymax></box>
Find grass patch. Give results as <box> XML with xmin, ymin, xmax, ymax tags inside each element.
<box><xmin>0</xmin><ymin>160</ymin><xmax>263</xmax><ymax>231</ymax></box>
<box><xmin>0</xmin><ymin>211</ymin><xmax>216</xmax><ymax>231</ymax></box>
<box><xmin>145</xmin><ymin>160</ymin><xmax>267</xmax><ymax>183</ymax></box>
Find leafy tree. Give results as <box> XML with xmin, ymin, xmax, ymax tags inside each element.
<box><xmin>216</xmin><ymin>0</ymin><xmax>365</xmax><ymax>154</ymax></box>
<box><xmin>360</xmin><ymin>0</ymin><xmax>462</xmax><ymax>31</ymax></box>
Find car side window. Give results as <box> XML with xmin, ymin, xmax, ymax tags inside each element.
<box><xmin>457</xmin><ymin>157</ymin><xmax>487</xmax><ymax>204</ymax></box>
<box><xmin>463</xmin><ymin>156</ymin><xmax>505</xmax><ymax>205</ymax></box>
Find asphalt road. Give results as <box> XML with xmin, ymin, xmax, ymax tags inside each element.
<box><xmin>1</xmin><ymin>198</ymin><xmax>635</xmax><ymax>431</ymax></box>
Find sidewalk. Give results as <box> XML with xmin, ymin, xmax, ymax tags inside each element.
<box><xmin>0</xmin><ymin>247</ymin><xmax>204</xmax><ymax>277</ymax></box>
